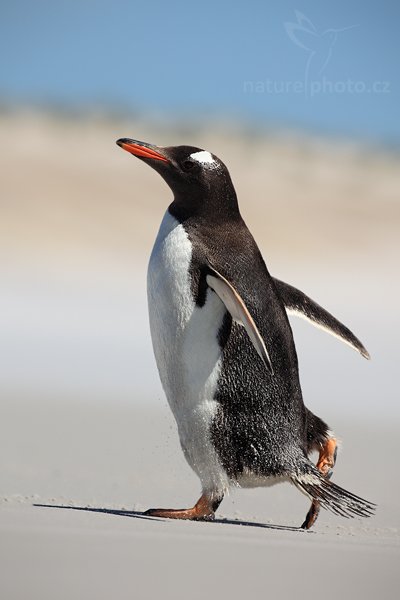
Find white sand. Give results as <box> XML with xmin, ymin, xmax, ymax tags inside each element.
<box><xmin>0</xmin><ymin>112</ymin><xmax>399</xmax><ymax>598</ymax></box>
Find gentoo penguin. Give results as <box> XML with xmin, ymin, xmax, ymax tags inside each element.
<box><xmin>116</xmin><ymin>138</ymin><xmax>375</xmax><ymax>529</ymax></box>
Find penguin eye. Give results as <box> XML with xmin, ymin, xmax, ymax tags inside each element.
<box><xmin>181</xmin><ymin>159</ymin><xmax>196</xmax><ymax>172</ymax></box>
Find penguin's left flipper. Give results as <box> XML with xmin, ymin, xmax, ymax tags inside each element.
<box><xmin>206</xmin><ymin>267</ymin><xmax>274</xmax><ymax>375</ymax></box>
<box><xmin>274</xmin><ymin>279</ymin><xmax>370</xmax><ymax>359</ymax></box>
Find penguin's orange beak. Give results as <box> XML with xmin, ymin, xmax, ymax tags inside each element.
<box><xmin>116</xmin><ymin>138</ymin><xmax>168</xmax><ymax>162</ymax></box>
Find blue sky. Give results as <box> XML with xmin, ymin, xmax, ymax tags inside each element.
<box><xmin>1</xmin><ymin>1</ymin><xmax>399</xmax><ymax>141</ymax></box>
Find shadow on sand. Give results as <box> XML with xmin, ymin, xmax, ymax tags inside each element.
<box><xmin>33</xmin><ymin>503</ymin><xmax>308</xmax><ymax>533</ymax></box>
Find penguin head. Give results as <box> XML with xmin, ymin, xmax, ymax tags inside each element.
<box><xmin>116</xmin><ymin>138</ymin><xmax>239</xmax><ymax>217</ymax></box>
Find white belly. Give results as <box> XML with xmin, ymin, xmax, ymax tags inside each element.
<box><xmin>147</xmin><ymin>210</ymin><xmax>230</xmax><ymax>494</ymax></box>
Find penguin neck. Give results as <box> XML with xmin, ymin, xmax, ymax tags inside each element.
<box><xmin>169</xmin><ymin>180</ymin><xmax>241</xmax><ymax>226</ymax></box>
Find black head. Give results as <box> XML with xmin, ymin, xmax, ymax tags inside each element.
<box><xmin>116</xmin><ymin>138</ymin><xmax>240</xmax><ymax>220</ymax></box>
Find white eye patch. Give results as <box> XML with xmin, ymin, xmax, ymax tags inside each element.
<box><xmin>189</xmin><ymin>150</ymin><xmax>218</xmax><ymax>168</ymax></box>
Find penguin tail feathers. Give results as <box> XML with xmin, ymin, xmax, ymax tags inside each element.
<box><xmin>291</xmin><ymin>466</ymin><xmax>376</xmax><ymax>520</ymax></box>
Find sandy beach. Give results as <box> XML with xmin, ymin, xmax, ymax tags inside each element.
<box><xmin>1</xmin><ymin>402</ymin><xmax>399</xmax><ymax>599</ymax></box>
<box><xmin>1</xmin><ymin>111</ymin><xmax>399</xmax><ymax>599</ymax></box>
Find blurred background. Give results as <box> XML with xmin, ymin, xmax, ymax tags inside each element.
<box><xmin>0</xmin><ymin>1</ymin><xmax>399</xmax><ymax>511</ymax></box>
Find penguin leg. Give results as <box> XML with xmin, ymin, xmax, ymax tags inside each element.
<box><xmin>301</xmin><ymin>437</ymin><xmax>338</xmax><ymax>530</ymax></box>
<box><xmin>143</xmin><ymin>493</ymin><xmax>223</xmax><ymax>521</ymax></box>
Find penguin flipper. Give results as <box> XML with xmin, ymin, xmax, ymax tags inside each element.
<box><xmin>274</xmin><ymin>278</ymin><xmax>370</xmax><ymax>359</ymax></box>
<box><xmin>206</xmin><ymin>267</ymin><xmax>274</xmax><ymax>375</ymax></box>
